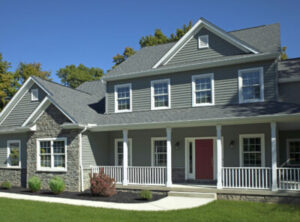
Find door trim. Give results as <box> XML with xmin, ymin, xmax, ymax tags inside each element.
<box><xmin>185</xmin><ymin>137</ymin><xmax>224</xmax><ymax>180</ymax></box>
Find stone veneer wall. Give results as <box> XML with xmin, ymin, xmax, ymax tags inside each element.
<box><xmin>26</xmin><ymin>104</ymin><xmax>81</xmax><ymax>191</ymax></box>
<box><xmin>0</xmin><ymin>169</ymin><xmax>23</xmax><ymax>186</ymax></box>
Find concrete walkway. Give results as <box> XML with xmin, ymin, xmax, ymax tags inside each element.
<box><xmin>0</xmin><ymin>192</ymin><xmax>215</xmax><ymax>211</ymax></box>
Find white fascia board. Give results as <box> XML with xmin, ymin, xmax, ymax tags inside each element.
<box><xmin>152</xmin><ymin>18</ymin><xmax>259</xmax><ymax>69</ymax></box>
<box><xmin>0</xmin><ymin>125</ymin><xmax>37</xmax><ymax>135</ymax></box>
<box><xmin>88</xmin><ymin>112</ymin><xmax>300</xmax><ymax>132</ymax></box>
<box><xmin>103</xmin><ymin>52</ymin><xmax>278</xmax><ymax>82</ymax></box>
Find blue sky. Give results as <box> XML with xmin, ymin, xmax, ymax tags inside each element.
<box><xmin>1</xmin><ymin>0</ymin><xmax>299</xmax><ymax>83</ymax></box>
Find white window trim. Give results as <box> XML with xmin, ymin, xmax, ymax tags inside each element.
<box><xmin>192</xmin><ymin>73</ymin><xmax>215</xmax><ymax>107</ymax></box>
<box><xmin>114</xmin><ymin>83</ymin><xmax>132</xmax><ymax>113</ymax></box>
<box><xmin>151</xmin><ymin>79</ymin><xmax>171</xmax><ymax>110</ymax></box>
<box><xmin>238</xmin><ymin>67</ymin><xmax>264</xmax><ymax>104</ymax></box>
<box><xmin>7</xmin><ymin>140</ymin><xmax>21</xmax><ymax>168</ymax></box>
<box><xmin>239</xmin><ymin>134</ymin><xmax>265</xmax><ymax>167</ymax></box>
<box><xmin>286</xmin><ymin>139</ymin><xmax>300</xmax><ymax>166</ymax></box>
<box><xmin>31</xmin><ymin>88</ymin><xmax>39</xmax><ymax>101</ymax></box>
<box><xmin>151</xmin><ymin>137</ymin><xmax>167</xmax><ymax>166</ymax></box>
<box><xmin>198</xmin><ymin>35</ymin><xmax>209</xmax><ymax>49</ymax></box>
<box><xmin>114</xmin><ymin>138</ymin><xmax>133</xmax><ymax>166</ymax></box>
<box><xmin>36</xmin><ymin>137</ymin><xmax>67</xmax><ymax>172</ymax></box>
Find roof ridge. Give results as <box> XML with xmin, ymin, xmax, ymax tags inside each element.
<box><xmin>32</xmin><ymin>76</ymin><xmax>93</xmax><ymax>96</ymax></box>
<box><xmin>229</xmin><ymin>23</ymin><xmax>279</xmax><ymax>33</ymax></box>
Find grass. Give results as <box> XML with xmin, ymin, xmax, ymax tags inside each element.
<box><xmin>0</xmin><ymin>198</ymin><xmax>299</xmax><ymax>222</ymax></box>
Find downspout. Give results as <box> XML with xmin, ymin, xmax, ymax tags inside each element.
<box><xmin>79</xmin><ymin>126</ymin><xmax>88</xmax><ymax>192</ymax></box>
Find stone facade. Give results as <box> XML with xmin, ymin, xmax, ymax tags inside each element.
<box><xmin>26</xmin><ymin>104</ymin><xmax>81</xmax><ymax>191</ymax></box>
<box><xmin>0</xmin><ymin>168</ymin><xmax>24</xmax><ymax>186</ymax></box>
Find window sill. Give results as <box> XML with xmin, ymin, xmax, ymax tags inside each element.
<box><xmin>239</xmin><ymin>99</ymin><xmax>264</xmax><ymax>104</ymax></box>
<box><xmin>151</xmin><ymin>107</ymin><xmax>171</xmax><ymax>111</ymax></box>
<box><xmin>115</xmin><ymin>110</ymin><xmax>132</xmax><ymax>113</ymax></box>
<box><xmin>37</xmin><ymin>168</ymin><xmax>67</xmax><ymax>173</ymax></box>
<box><xmin>193</xmin><ymin>103</ymin><xmax>214</xmax><ymax>107</ymax></box>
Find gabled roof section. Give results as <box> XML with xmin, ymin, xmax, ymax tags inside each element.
<box><xmin>153</xmin><ymin>18</ymin><xmax>259</xmax><ymax>69</ymax></box>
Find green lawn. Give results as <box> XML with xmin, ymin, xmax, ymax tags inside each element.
<box><xmin>0</xmin><ymin>198</ymin><xmax>299</xmax><ymax>222</ymax></box>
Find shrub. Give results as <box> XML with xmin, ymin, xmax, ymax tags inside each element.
<box><xmin>140</xmin><ymin>190</ymin><xmax>153</xmax><ymax>200</ymax></box>
<box><xmin>49</xmin><ymin>176</ymin><xmax>65</xmax><ymax>194</ymax></box>
<box><xmin>89</xmin><ymin>169</ymin><xmax>116</xmax><ymax>197</ymax></box>
<box><xmin>1</xmin><ymin>181</ymin><xmax>11</xmax><ymax>189</ymax></box>
<box><xmin>28</xmin><ymin>176</ymin><xmax>41</xmax><ymax>192</ymax></box>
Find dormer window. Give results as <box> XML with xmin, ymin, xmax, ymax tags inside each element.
<box><xmin>31</xmin><ymin>89</ymin><xmax>39</xmax><ymax>101</ymax></box>
<box><xmin>114</xmin><ymin>83</ymin><xmax>132</xmax><ymax>113</ymax></box>
<box><xmin>198</xmin><ymin>35</ymin><xmax>209</xmax><ymax>49</ymax></box>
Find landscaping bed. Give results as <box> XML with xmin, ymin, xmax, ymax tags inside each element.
<box><xmin>0</xmin><ymin>187</ymin><xmax>167</xmax><ymax>203</ymax></box>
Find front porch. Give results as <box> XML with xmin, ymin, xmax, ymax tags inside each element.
<box><xmin>85</xmin><ymin>122</ymin><xmax>300</xmax><ymax>192</ymax></box>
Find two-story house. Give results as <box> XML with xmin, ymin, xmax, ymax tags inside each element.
<box><xmin>1</xmin><ymin>18</ymin><xmax>300</xmax><ymax>192</ymax></box>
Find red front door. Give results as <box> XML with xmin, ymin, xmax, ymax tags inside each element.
<box><xmin>195</xmin><ymin>139</ymin><xmax>214</xmax><ymax>180</ymax></box>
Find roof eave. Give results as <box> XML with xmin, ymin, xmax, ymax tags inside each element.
<box><xmin>103</xmin><ymin>52</ymin><xmax>279</xmax><ymax>82</ymax></box>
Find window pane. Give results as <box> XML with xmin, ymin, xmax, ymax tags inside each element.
<box><xmin>289</xmin><ymin>141</ymin><xmax>300</xmax><ymax>165</ymax></box>
<box><xmin>41</xmin><ymin>155</ymin><xmax>51</xmax><ymax>167</ymax></box>
<box><xmin>9</xmin><ymin>143</ymin><xmax>19</xmax><ymax>166</ymax></box>
<box><xmin>154</xmin><ymin>82</ymin><xmax>168</xmax><ymax>95</ymax></box>
<box><xmin>189</xmin><ymin>142</ymin><xmax>193</xmax><ymax>174</ymax></box>
<box><xmin>40</xmin><ymin>141</ymin><xmax>51</xmax><ymax>154</ymax></box>
<box><xmin>242</xmin><ymin>86</ymin><xmax>261</xmax><ymax>100</ymax></box>
<box><xmin>154</xmin><ymin>140</ymin><xmax>167</xmax><ymax>166</ymax></box>
<box><xmin>54</xmin><ymin>155</ymin><xmax>65</xmax><ymax>167</ymax></box>
<box><xmin>153</xmin><ymin>81</ymin><xmax>169</xmax><ymax>108</ymax></box>
<box><xmin>154</xmin><ymin>95</ymin><xmax>168</xmax><ymax>107</ymax></box>
<box><xmin>53</xmin><ymin>141</ymin><xmax>65</xmax><ymax>154</ymax></box>
<box><xmin>118</xmin><ymin>98</ymin><xmax>130</xmax><ymax>110</ymax></box>
<box><xmin>117</xmin><ymin>86</ymin><xmax>130</xmax><ymax>111</ymax></box>
<box><xmin>117</xmin><ymin>87</ymin><xmax>130</xmax><ymax>99</ymax></box>
<box><xmin>196</xmin><ymin>91</ymin><xmax>211</xmax><ymax>103</ymax></box>
<box><xmin>241</xmin><ymin>70</ymin><xmax>261</xmax><ymax>101</ymax></box>
<box><xmin>195</xmin><ymin>78</ymin><xmax>211</xmax><ymax>91</ymax></box>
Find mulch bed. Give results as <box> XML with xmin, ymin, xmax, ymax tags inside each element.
<box><xmin>0</xmin><ymin>187</ymin><xmax>167</xmax><ymax>203</ymax></box>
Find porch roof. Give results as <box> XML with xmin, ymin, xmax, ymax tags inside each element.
<box><xmin>88</xmin><ymin>101</ymin><xmax>300</xmax><ymax>131</ymax></box>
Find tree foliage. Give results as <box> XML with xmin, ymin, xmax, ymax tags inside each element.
<box><xmin>15</xmin><ymin>62</ymin><xmax>51</xmax><ymax>84</ymax></box>
<box><xmin>112</xmin><ymin>21</ymin><xmax>193</xmax><ymax>68</ymax></box>
<box><xmin>56</xmin><ymin>64</ymin><xmax>104</xmax><ymax>88</ymax></box>
<box><xmin>281</xmin><ymin>46</ymin><xmax>288</xmax><ymax>60</ymax></box>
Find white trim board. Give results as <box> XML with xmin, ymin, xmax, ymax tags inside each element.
<box><xmin>153</xmin><ymin>18</ymin><xmax>259</xmax><ymax>68</ymax></box>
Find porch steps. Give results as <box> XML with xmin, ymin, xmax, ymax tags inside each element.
<box><xmin>168</xmin><ymin>191</ymin><xmax>217</xmax><ymax>199</ymax></box>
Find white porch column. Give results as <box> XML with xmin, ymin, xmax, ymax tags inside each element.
<box><xmin>166</xmin><ymin>128</ymin><xmax>172</xmax><ymax>187</ymax></box>
<box><xmin>216</xmin><ymin>125</ymin><xmax>223</xmax><ymax>189</ymax></box>
<box><xmin>271</xmin><ymin>122</ymin><xmax>278</xmax><ymax>191</ymax></box>
<box><xmin>122</xmin><ymin>129</ymin><xmax>128</xmax><ymax>186</ymax></box>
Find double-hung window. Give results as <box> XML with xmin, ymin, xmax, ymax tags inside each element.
<box><xmin>240</xmin><ymin>134</ymin><xmax>265</xmax><ymax>167</ymax></box>
<box><xmin>192</xmin><ymin>73</ymin><xmax>214</xmax><ymax>106</ymax></box>
<box><xmin>114</xmin><ymin>83</ymin><xmax>132</xmax><ymax>112</ymax></box>
<box><xmin>114</xmin><ymin>139</ymin><xmax>132</xmax><ymax>166</ymax></box>
<box><xmin>287</xmin><ymin>139</ymin><xmax>300</xmax><ymax>166</ymax></box>
<box><xmin>7</xmin><ymin>140</ymin><xmax>21</xmax><ymax>168</ymax></box>
<box><xmin>151</xmin><ymin>138</ymin><xmax>167</xmax><ymax>166</ymax></box>
<box><xmin>37</xmin><ymin>138</ymin><xmax>67</xmax><ymax>171</ymax></box>
<box><xmin>151</xmin><ymin>79</ymin><xmax>170</xmax><ymax>110</ymax></box>
<box><xmin>238</xmin><ymin>67</ymin><xmax>264</xmax><ymax>103</ymax></box>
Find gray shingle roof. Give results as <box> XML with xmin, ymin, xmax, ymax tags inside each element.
<box><xmin>32</xmin><ymin>77</ymin><xmax>103</xmax><ymax>124</ymax></box>
<box><xmin>278</xmin><ymin>58</ymin><xmax>300</xmax><ymax>81</ymax></box>
<box><xmin>94</xmin><ymin>101</ymin><xmax>300</xmax><ymax>127</ymax></box>
<box><xmin>106</xmin><ymin>23</ymin><xmax>280</xmax><ymax>78</ymax></box>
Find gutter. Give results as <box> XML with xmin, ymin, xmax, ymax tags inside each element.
<box><xmin>103</xmin><ymin>52</ymin><xmax>279</xmax><ymax>82</ymax></box>
<box><xmin>79</xmin><ymin>126</ymin><xmax>88</xmax><ymax>192</ymax></box>
<box><xmin>0</xmin><ymin>125</ymin><xmax>37</xmax><ymax>134</ymax></box>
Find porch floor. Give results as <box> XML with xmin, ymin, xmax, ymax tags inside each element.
<box><xmin>116</xmin><ymin>184</ymin><xmax>300</xmax><ymax>197</ymax></box>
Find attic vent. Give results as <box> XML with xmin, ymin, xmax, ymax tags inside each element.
<box><xmin>31</xmin><ymin>89</ymin><xmax>39</xmax><ymax>101</ymax></box>
<box><xmin>198</xmin><ymin>35</ymin><xmax>209</xmax><ymax>49</ymax></box>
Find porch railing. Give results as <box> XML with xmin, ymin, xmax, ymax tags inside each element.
<box><xmin>222</xmin><ymin>167</ymin><xmax>272</xmax><ymax>189</ymax></box>
<box><xmin>91</xmin><ymin>166</ymin><xmax>123</xmax><ymax>184</ymax></box>
<box><xmin>277</xmin><ymin>168</ymin><xmax>300</xmax><ymax>190</ymax></box>
<box><xmin>128</xmin><ymin>166</ymin><xmax>166</xmax><ymax>185</ymax></box>
<box><xmin>90</xmin><ymin>166</ymin><xmax>167</xmax><ymax>185</ymax></box>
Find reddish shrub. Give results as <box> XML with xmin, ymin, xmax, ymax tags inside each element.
<box><xmin>89</xmin><ymin>169</ymin><xmax>116</xmax><ymax>197</ymax></box>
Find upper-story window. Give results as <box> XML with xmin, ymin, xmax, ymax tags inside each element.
<box><xmin>238</xmin><ymin>67</ymin><xmax>264</xmax><ymax>103</ymax></box>
<box><xmin>151</xmin><ymin>79</ymin><xmax>170</xmax><ymax>110</ymax></box>
<box><xmin>31</xmin><ymin>89</ymin><xmax>39</xmax><ymax>101</ymax></box>
<box><xmin>114</xmin><ymin>83</ymin><xmax>132</xmax><ymax>113</ymax></box>
<box><xmin>198</xmin><ymin>35</ymin><xmax>209</xmax><ymax>49</ymax></box>
<box><xmin>192</xmin><ymin>73</ymin><xmax>214</xmax><ymax>106</ymax></box>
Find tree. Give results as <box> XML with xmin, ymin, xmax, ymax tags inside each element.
<box><xmin>0</xmin><ymin>53</ymin><xmax>18</xmax><ymax>111</ymax></box>
<box><xmin>15</xmin><ymin>62</ymin><xmax>51</xmax><ymax>84</ymax></box>
<box><xmin>112</xmin><ymin>47</ymin><xmax>136</xmax><ymax>67</ymax></box>
<box><xmin>281</xmin><ymin>46</ymin><xmax>288</xmax><ymax>60</ymax></box>
<box><xmin>56</xmin><ymin>64</ymin><xmax>104</xmax><ymax>88</ymax></box>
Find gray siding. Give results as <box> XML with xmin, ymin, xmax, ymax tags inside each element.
<box><xmin>279</xmin><ymin>82</ymin><xmax>300</xmax><ymax>104</ymax></box>
<box><xmin>167</xmin><ymin>28</ymin><xmax>245</xmax><ymax>66</ymax></box>
<box><xmin>82</xmin><ymin>132</ymin><xmax>109</xmax><ymax>168</ymax></box>
<box><xmin>0</xmin><ymin>133</ymin><xmax>28</xmax><ymax>168</ymax></box>
<box><xmin>107</xmin><ymin>60</ymin><xmax>277</xmax><ymax>113</ymax></box>
<box><xmin>1</xmin><ymin>84</ymin><xmax>46</xmax><ymax>127</ymax></box>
